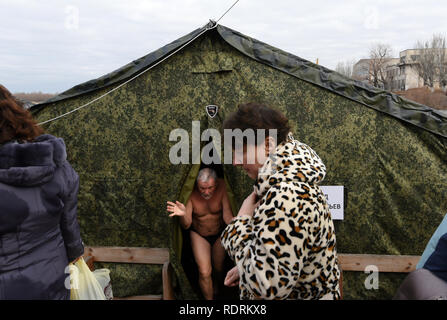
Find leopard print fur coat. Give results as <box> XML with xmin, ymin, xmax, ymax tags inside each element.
<box><xmin>221</xmin><ymin>134</ymin><xmax>340</xmax><ymax>300</ymax></box>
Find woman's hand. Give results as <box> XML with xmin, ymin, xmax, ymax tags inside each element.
<box><xmin>237</xmin><ymin>191</ymin><xmax>260</xmax><ymax>218</ymax></box>
<box><xmin>167</xmin><ymin>201</ymin><xmax>186</xmax><ymax>217</ymax></box>
<box><xmin>224</xmin><ymin>266</ymin><xmax>240</xmax><ymax>287</ymax></box>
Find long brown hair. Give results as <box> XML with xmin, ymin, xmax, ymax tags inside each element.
<box><xmin>0</xmin><ymin>85</ymin><xmax>44</xmax><ymax>144</ymax></box>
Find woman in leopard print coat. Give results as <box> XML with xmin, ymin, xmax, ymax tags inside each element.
<box><xmin>221</xmin><ymin>103</ymin><xmax>340</xmax><ymax>300</ymax></box>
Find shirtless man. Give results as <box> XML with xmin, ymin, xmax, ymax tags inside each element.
<box><xmin>167</xmin><ymin>168</ymin><xmax>233</xmax><ymax>300</ymax></box>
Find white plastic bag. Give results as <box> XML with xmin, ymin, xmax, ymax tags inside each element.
<box><xmin>69</xmin><ymin>257</ymin><xmax>106</xmax><ymax>300</ymax></box>
<box><xmin>93</xmin><ymin>268</ymin><xmax>113</xmax><ymax>300</ymax></box>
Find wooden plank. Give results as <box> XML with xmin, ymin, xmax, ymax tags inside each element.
<box><xmin>338</xmin><ymin>254</ymin><xmax>420</xmax><ymax>273</ymax></box>
<box><xmin>162</xmin><ymin>262</ymin><xmax>175</xmax><ymax>300</ymax></box>
<box><xmin>83</xmin><ymin>255</ymin><xmax>95</xmax><ymax>271</ymax></box>
<box><xmin>84</xmin><ymin>247</ymin><xmax>169</xmax><ymax>265</ymax></box>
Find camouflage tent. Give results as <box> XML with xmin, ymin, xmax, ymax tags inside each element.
<box><xmin>31</xmin><ymin>21</ymin><xmax>447</xmax><ymax>299</ymax></box>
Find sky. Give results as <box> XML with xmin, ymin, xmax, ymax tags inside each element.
<box><xmin>1</xmin><ymin>0</ymin><xmax>446</xmax><ymax>93</ymax></box>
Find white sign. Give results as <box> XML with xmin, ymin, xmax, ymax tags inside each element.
<box><xmin>320</xmin><ymin>186</ymin><xmax>344</xmax><ymax>220</ymax></box>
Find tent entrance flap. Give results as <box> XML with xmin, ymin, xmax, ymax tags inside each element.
<box><xmin>172</xmin><ymin>161</ymin><xmax>238</xmax><ymax>299</ymax></box>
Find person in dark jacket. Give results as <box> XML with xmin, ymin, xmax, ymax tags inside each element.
<box><xmin>0</xmin><ymin>84</ymin><xmax>84</xmax><ymax>300</ymax></box>
<box><xmin>417</xmin><ymin>213</ymin><xmax>447</xmax><ymax>280</ymax></box>
<box><xmin>394</xmin><ymin>214</ymin><xmax>447</xmax><ymax>299</ymax></box>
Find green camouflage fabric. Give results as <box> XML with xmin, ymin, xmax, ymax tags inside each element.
<box><xmin>32</xmin><ymin>24</ymin><xmax>447</xmax><ymax>299</ymax></box>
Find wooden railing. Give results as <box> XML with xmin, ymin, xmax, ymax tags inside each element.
<box><xmin>83</xmin><ymin>246</ymin><xmax>175</xmax><ymax>300</ymax></box>
<box><xmin>82</xmin><ymin>247</ymin><xmax>421</xmax><ymax>300</ymax></box>
<box><xmin>337</xmin><ymin>253</ymin><xmax>420</xmax><ymax>299</ymax></box>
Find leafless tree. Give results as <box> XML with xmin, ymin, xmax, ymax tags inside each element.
<box><xmin>414</xmin><ymin>34</ymin><xmax>447</xmax><ymax>88</ymax></box>
<box><xmin>369</xmin><ymin>43</ymin><xmax>394</xmax><ymax>88</ymax></box>
<box><xmin>335</xmin><ymin>59</ymin><xmax>356</xmax><ymax>78</ymax></box>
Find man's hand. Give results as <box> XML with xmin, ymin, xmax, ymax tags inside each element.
<box><xmin>167</xmin><ymin>201</ymin><xmax>186</xmax><ymax>217</ymax></box>
<box><xmin>237</xmin><ymin>191</ymin><xmax>260</xmax><ymax>218</ymax></box>
<box><xmin>224</xmin><ymin>266</ymin><xmax>240</xmax><ymax>287</ymax></box>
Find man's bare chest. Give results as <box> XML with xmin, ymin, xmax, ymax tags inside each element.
<box><xmin>191</xmin><ymin>198</ymin><xmax>223</xmax><ymax>218</ymax></box>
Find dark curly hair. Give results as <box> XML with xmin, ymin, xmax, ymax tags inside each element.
<box><xmin>0</xmin><ymin>85</ymin><xmax>44</xmax><ymax>144</ymax></box>
<box><xmin>223</xmin><ymin>102</ymin><xmax>291</xmax><ymax>145</ymax></box>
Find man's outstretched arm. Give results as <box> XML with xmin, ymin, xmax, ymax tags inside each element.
<box><xmin>167</xmin><ymin>199</ymin><xmax>193</xmax><ymax>229</ymax></box>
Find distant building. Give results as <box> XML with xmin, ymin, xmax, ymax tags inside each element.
<box><xmin>386</xmin><ymin>50</ymin><xmax>425</xmax><ymax>91</ymax></box>
<box><xmin>352</xmin><ymin>59</ymin><xmax>371</xmax><ymax>83</ymax></box>
<box><xmin>353</xmin><ymin>48</ymin><xmax>447</xmax><ymax>92</ymax></box>
<box><xmin>352</xmin><ymin>58</ymin><xmax>399</xmax><ymax>89</ymax></box>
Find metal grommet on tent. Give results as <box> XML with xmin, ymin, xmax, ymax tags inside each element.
<box><xmin>207</xmin><ymin>19</ymin><xmax>217</xmax><ymax>29</ymax></box>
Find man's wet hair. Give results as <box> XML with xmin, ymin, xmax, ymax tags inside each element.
<box><xmin>197</xmin><ymin>168</ymin><xmax>217</xmax><ymax>184</ymax></box>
